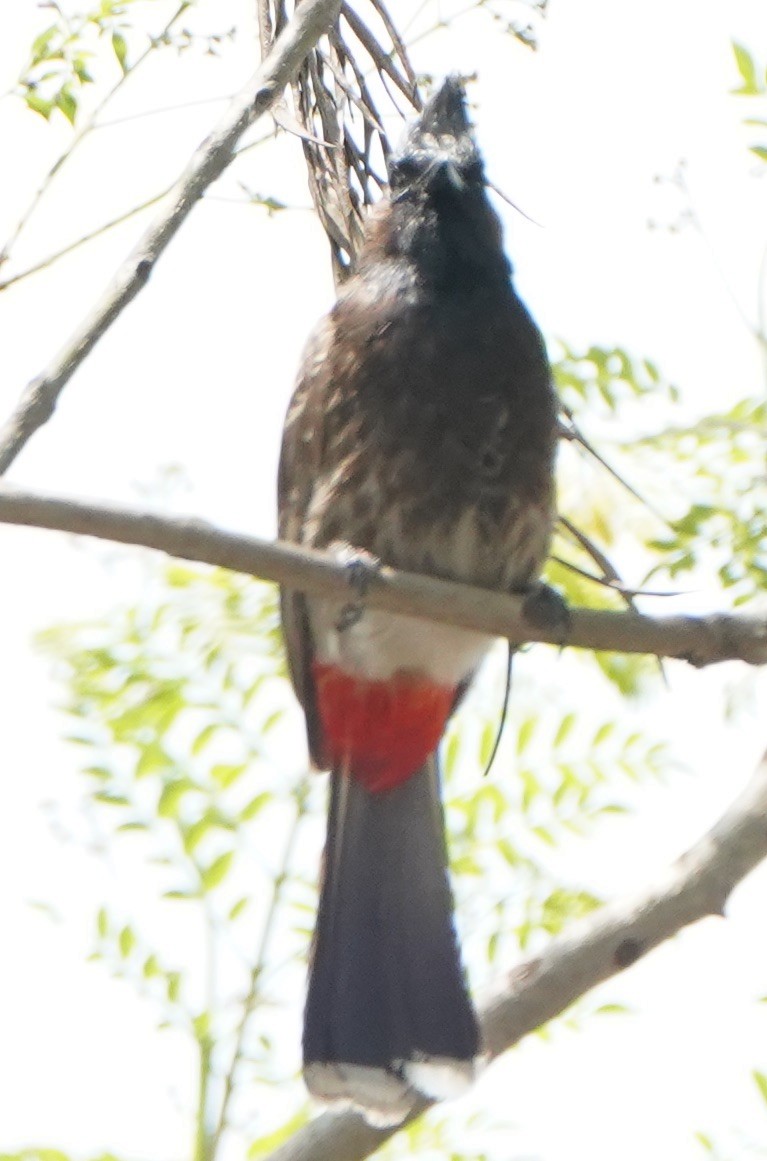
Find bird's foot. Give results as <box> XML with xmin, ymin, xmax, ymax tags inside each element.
<box><xmin>335</xmin><ymin>547</ymin><xmax>382</xmax><ymax>632</ymax></box>
<box><xmin>522</xmin><ymin>582</ymin><xmax>571</xmax><ymax>645</ymax></box>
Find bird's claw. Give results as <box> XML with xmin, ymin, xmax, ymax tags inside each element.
<box><xmin>335</xmin><ymin>548</ymin><xmax>382</xmax><ymax>632</ymax></box>
<box><xmin>522</xmin><ymin>582</ymin><xmax>571</xmax><ymax>645</ymax></box>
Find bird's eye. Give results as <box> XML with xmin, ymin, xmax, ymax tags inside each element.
<box><xmin>388</xmin><ymin>155</ymin><xmax>422</xmax><ymax>189</ymax></box>
<box><xmin>462</xmin><ymin>157</ymin><xmax>485</xmax><ymax>185</ymax></box>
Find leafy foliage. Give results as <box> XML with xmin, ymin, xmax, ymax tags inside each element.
<box><xmin>13</xmin><ymin>0</ymin><xmax>234</xmax><ymax>127</ymax></box>
<box><xmin>693</xmin><ymin>1067</ymin><xmax>767</xmax><ymax>1159</ymax></box>
<box><xmin>34</xmin><ymin>553</ymin><xmax>676</xmax><ymax>1158</ymax></box>
<box><xmin>16</xmin><ymin>0</ymin><xmax>152</xmax><ymax>124</ymax></box>
<box><xmin>550</xmin><ymin>334</ymin><xmax>767</xmax><ymax>613</ymax></box>
<box><xmin>0</xmin><ymin>1153</ymin><xmax>126</xmax><ymax>1161</ymax></box>
<box><xmin>444</xmin><ymin>688</ymin><xmax>670</xmax><ymax>983</ymax></box>
<box><xmin>39</xmin><ymin>566</ymin><xmax>318</xmax><ymax>1157</ymax></box>
<box><xmin>553</xmin><ymin>341</ymin><xmax>679</xmax><ymax>417</ymax></box>
<box><xmin>731</xmin><ymin>42</ymin><xmax>767</xmax><ymax>163</ymax></box>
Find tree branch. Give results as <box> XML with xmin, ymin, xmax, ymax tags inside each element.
<box><xmin>0</xmin><ymin>0</ymin><xmax>342</xmax><ymax>477</ymax></box>
<box><xmin>1</xmin><ymin>483</ymin><xmax>766</xmax><ymax>667</ymax></box>
<box><xmin>265</xmin><ymin>748</ymin><xmax>767</xmax><ymax>1161</ymax></box>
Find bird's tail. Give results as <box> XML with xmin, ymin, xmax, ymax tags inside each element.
<box><xmin>303</xmin><ymin>760</ymin><xmax>479</xmax><ymax>1125</ymax></box>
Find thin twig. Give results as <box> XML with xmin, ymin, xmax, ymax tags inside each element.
<box><xmin>339</xmin><ymin>4</ymin><xmax>416</xmax><ymax>105</ymax></box>
<box><xmin>210</xmin><ymin>779</ymin><xmax>311</xmax><ymax>1153</ymax></box>
<box><xmin>561</xmin><ymin>411</ymin><xmax>671</xmax><ymax>526</ymax></box>
<box><xmin>368</xmin><ymin>0</ymin><xmax>421</xmax><ymax>103</ymax></box>
<box><xmin>1</xmin><ymin>484</ymin><xmax>766</xmax><ymax>667</ymax></box>
<box><xmin>0</xmin><ymin>0</ymin><xmax>343</xmax><ymax>476</ymax></box>
<box><xmin>0</xmin><ymin>188</ymin><xmax>171</xmax><ymax>293</ymax></box>
<box><xmin>96</xmin><ymin>94</ymin><xmax>232</xmax><ymax>130</ymax></box>
<box><xmin>0</xmin><ymin>123</ymin><xmax>279</xmax><ymax>292</ymax></box>
<box><xmin>550</xmin><ymin>553</ymin><xmax>675</xmax><ymax>601</ymax></box>
<box><xmin>558</xmin><ymin>515</ymin><xmax>636</xmax><ymax>606</ymax></box>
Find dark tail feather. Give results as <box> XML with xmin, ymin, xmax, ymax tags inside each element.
<box><xmin>303</xmin><ymin>760</ymin><xmax>479</xmax><ymax>1124</ymax></box>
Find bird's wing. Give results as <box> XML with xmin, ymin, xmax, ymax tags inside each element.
<box><xmin>277</xmin><ymin>318</ymin><xmax>334</xmax><ymax>768</ymax></box>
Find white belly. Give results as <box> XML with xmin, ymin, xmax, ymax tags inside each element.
<box><xmin>310</xmin><ymin>600</ymin><xmax>493</xmax><ymax>685</ymax></box>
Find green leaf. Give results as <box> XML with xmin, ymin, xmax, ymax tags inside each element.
<box><xmin>228</xmin><ymin>897</ymin><xmax>249</xmax><ymax>921</ymax></box>
<box><xmin>143</xmin><ymin>954</ymin><xmax>160</xmax><ymax>978</ymax></box>
<box><xmin>553</xmin><ymin>712</ymin><xmax>576</xmax><ymax>749</ymax></box>
<box><xmin>240</xmin><ymin>792</ymin><xmax>270</xmax><ymax>821</ymax></box>
<box><xmin>96</xmin><ymin>907</ymin><xmax>109</xmax><ymax>938</ymax></box>
<box><xmin>732</xmin><ymin>42</ymin><xmax>762</xmax><ymax>94</ymax></box>
<box><xmin>516</xmin><ymin>715</ymin><xmax>536</xmax><ymax>755</ymax></box>
<box><xmin>261</xmin><ymin>708</ymin><xmax>284</xmax><ymax>734</ymax></box>
<box><xmin>93</xmin><ymin>791</ymin><xmax>130</xmax><ymax>806</ymax></box>
<box><xmin>25</xmin><ymin>92</ymin><xmax>54</xmax><ymax>120</ymax></box>
<box><xmin>497</xmin><ymin>838</ymin><xmax>520</xmax><ymax>867</ymax></box>
<box><xmin>72</xmin><ymin>56</ymin><xmax>95</xmax><ymax>85</ymax></box>
<box><xmin>750</xmin><ymin>144</ymin><xmax>767</xmax><ymax>162</ymax></box>
<box><xmin>478</xmin><ymin>720</ymin><xmax>498</xmax><ymax>768</ymax></box>
<box><xmin>520</xmin><ymin>768</ymin><xmax>539</xmax><ymax>811</ymax></box>
<box><xmin>201</xmin><ymin>850</ymin><xmax>234</xmax><ymax>891</ymax></box>
<box><xmin>157</xmin><ymin>778</ymin><xmax>194</xmax><ymax>818</ymax></box>
<box><xmin>443</xmin><ymin>729</ymin><xmax>461</xmax><ymax>777</ymax></box>
<box><xmin>191</xmin><ymin>723</ymin><xmax>219</xmax><ymax>755</ymax></box>
<box><xmin>82</xmin><ymin>765</ymin><xmax>111</xmax><ymax>780</ymax></box>
<box><xmin>56</xmin><ymin>87</ymin><xmax>77</xmax><ymax>126</ymax></box>
<box><xmin>592</xmin><ymin>721</ymin><xmax>615</xmax><ymax>747</ymax></box>
<box><xmin>753</xmin><ymin>1070</ymin><xmax>767</xmax><ymax>1106</ymax></box>
<box><xmin>111</xmin><ymin>30</ymin><xmax>129</xmax><ymax>73</ymax></box>
<box><xmin>118</xmin><ymin>925</ymin><xmax>136</xmax><ymax>957</ymax></box>
<box><xmin>31</xmin><ymin>24</ymin><xmax>59</xmax><ymax>61</ymax></box>
<box><xmin>193</xmin><ymin>1011</ymin><xmax>211</xmax><ymax>1042</ymax></box>
<box><xmin>136</xmin><ymin>742</ymin><xmax>170</xmax><ymax>778</ymax></box>
<box><xmin>182</xmin><ymin>816</ymin><xmax>212</xmax><ymax>853</ymax></box>
<box><xmin>211</xmin><ymin>763</ymin><xmax>247</xmax><ymax>789</ymax></box>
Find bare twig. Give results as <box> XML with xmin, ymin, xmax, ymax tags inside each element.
<box><xmin>264</xmin><ymin>748</ymin><xmax>767</xmax><ymax>1161</ymax></box>
<box><xmin>260</xmin><ymin>0</ymin><xmax>421</xmax><ymax>280</ymax></box>
<box><xmin>560</xmin><ymin>411</ymin><xmax>670</xmax><ymax>526</ymax></box>
<box><xmin>339</xmin><ymin>4</ymin><xmax>416</xmax><ymax>106</ymax></box>
<box><xmin>558</xmin><ymin>515</ymin><xmax>633</xmax><ymax>594</ymax></box>
<box><xmin>1</xmin><ymin>484</ymin><xmax>766</xmax><ymax>667</ymax></box>
<box><xmin>0</xmin><ymin>188</ymin><xmax>171</xmax><ymax>293</ymax></box>
<box><xmin>0</xmin><ymin>128</ymin><xmax>280</xmax><ymax>293</ymax></box>
<box><xmin>368</xmin><ymin>0</ymin><xmax>421</xmax><ymax>102</ymax></box>
<box><xmin>210</xmin><ymin>778</ymin><xmax>311</xmax><ymax>1154</ymax></box>
<box><xmin>0</xmin><ymin>0</ymin><xmax>343</xmax><ymax>477</ymax></box>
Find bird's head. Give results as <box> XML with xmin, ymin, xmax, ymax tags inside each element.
<box><xmin>388</xmin><ymin>76</ymin><xmax>484</xmax><ymax>203</ymax></box>
<box><xmin>375</xmin><ymin>77</ymin><xmax>508</xmax><ymax>287</ymax></box>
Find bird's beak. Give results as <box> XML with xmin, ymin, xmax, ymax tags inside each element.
<box><xmin>427</xmin><ymin>157</ymin><xmax>465</xmax><ymax>195</ymax></box>
<box><xmin>419</xmin><ymin>76</ymin><xmax>471</xmax><ymax>139</ymax></box>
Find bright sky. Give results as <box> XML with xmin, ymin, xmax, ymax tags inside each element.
<box><xmin>1</xmin><ymin>1</ymin><xmax>767</xmax><ymax>1159</ymax></box>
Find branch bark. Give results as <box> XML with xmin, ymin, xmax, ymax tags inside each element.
<box><xmin>2</xmin><ymin>483</ymin><xmax>767</xmax><ymax>666</ymax></box>
<box><xmin>265</xmin><ymin>748</ymin><xmax>767</xmax><ymax>1161</ymax></box>
<box><xmin>0</xmin><ymin>0</ymin><xmax>342</xmax><ymax>476</ymax></box>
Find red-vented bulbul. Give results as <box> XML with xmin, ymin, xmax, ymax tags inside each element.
<box><xmin>278</xmin><ymin>77</ymin><xmax>557</xmax><ymax>1124</ymax></box>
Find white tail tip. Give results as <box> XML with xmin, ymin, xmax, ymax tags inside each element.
<box><xmin>305</xmin><ymin>1055</ymin><xmax>476</xmax><ymax>1126</ymax></box>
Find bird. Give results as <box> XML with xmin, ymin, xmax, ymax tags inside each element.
<box><xmin>278</xmin><ymin>76</ymin><xmax>557</xmax><ymax>1125</ymax></box>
